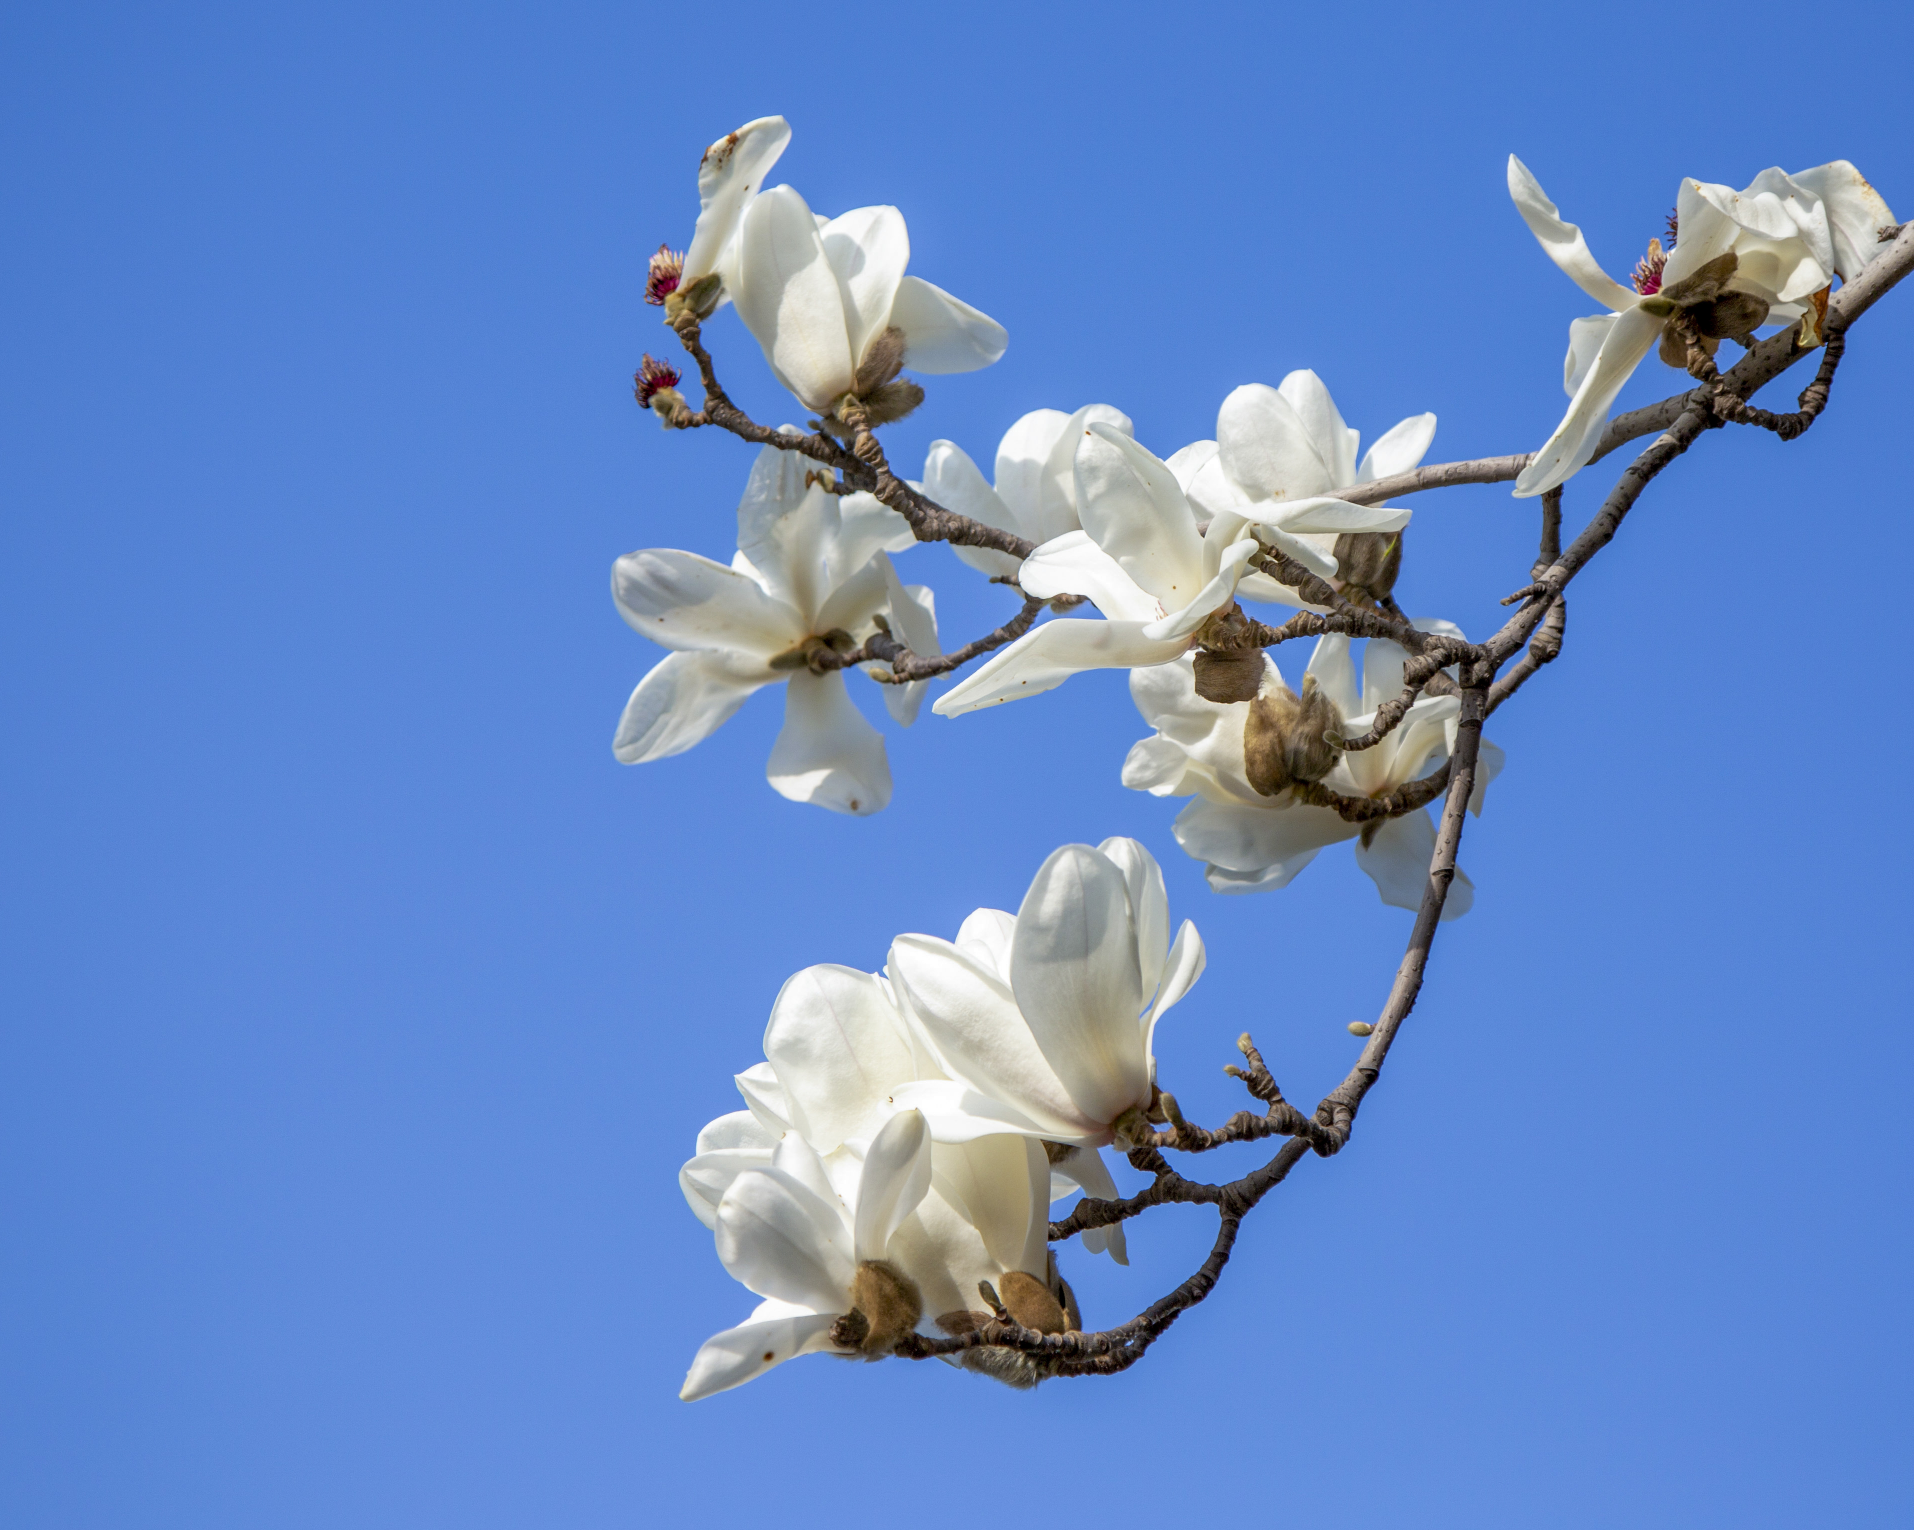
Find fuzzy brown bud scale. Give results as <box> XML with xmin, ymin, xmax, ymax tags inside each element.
<box><xmin>1330</xmin><ymin>531</ymin><xmax>1402</xmax><ymax>605</ymax></box>
<box><xmin>1244</xmin><ymin>673</ymin><xmax>1344</xmax><ymax>797</ymax></box>
<box><xmin>1638</xmin><ymin>252</ymin><xmax>1771</xmax><ymax>367</ymax></box>
<box><xmin>832</xmin><ymin>1260</ymin><xmax>922</xmax><ymax>1357</ymax></box>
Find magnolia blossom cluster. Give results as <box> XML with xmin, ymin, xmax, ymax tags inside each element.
<box><xmin>630</xmin><ymin>121</ymin><xmax>1898</xmax><ymax>1395</ymax></box>
<box><xmin>678</xmin><ymin>837</ymin><xmax>1199</xmax><ymax>1398</ymax></box>
<box><xmin>618</xmin><ymin>118</ymin><xmax>1896</xmax><ymax>919</ymax></box>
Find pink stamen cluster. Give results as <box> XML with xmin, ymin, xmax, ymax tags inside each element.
<box><xmin>1664</xmin><ymin>207</ymin><xmax>1679</xmax><ymax>249</ymax></box>
<box><xmin>644</xmin><ymin>244</ymin><xmax>685</xmax><ymax>306</ymax></box>
<box><xmin>1632</xmin><ymin>237</ymin><xmax>1667</xmax><ymax>296</ymax></box>
<box><xmin>634</xmin><ymin>354</ymin><xmax>682</xmax><ymax>409</ymax></box>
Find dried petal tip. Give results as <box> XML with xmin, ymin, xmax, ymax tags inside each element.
<box><xmin>1632</xmin><ymin>237</ymin><xmax>1667</xmax><ymax>297</ymax></box>
<box><xmin>633</xmin><ymin>354</ymin><xmax>682</xmax><ymax>409</ymax></box>
<box><xmin>643</xmin><ymin>244</ymin><xmax>684</xmax><ymax>306</ymax></box>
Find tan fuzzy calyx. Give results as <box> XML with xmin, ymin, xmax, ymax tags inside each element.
<box><xmin>1192</xmin><ymin>648</ymin><xmax>1265</xmax><ymax>704</ymax></box>
<box><xmin>852</xmin><ymin>327</ymin><xmax>909</xmax><ymax>395</ymax></box>
<box><xmin>832</xmin><ymin>1260</ymin><xmax>923</xmax><ymax>1357</ymax></box>
<box><xmin>997</xmin><ymin>1270</ymin><xmax>1069</xmax><ymax>1335</ymax></box>
<box><xmin>1243</xmin><ymin>673</ymin><xmax>1344</xmax><ymax>796</ymax></box>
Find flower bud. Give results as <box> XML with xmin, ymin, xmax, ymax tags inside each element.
<box><xmin>1243</xmin><ymin>673</ymin><xmax>1344</xmax><ymax>797</ymax></box>
<box><xmin>1330</xmin><ymin>531</ymin><xmax>1402</xmax><ymax>604</ymax></box>
<box><xmin>835</xmin><ymin>1259</ymin><xmax>922</xmax><ymax>1356</ymax></box>
<box><xmin>997</xmin><ymin>1270</ymin><xmax>1069</xmax><ymax>1335</ymax></box>
<box><xmin>663</xmin><ymin>272</ymin><xmax>723</xmax><ymax>323</ymax></box>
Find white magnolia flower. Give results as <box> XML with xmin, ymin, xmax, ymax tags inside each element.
<box><xmin>731</xmin><ymin>182</ymin><xmax>1007</xmax><ymax>414</ymax></box>
<box><xmin>680</xmin><ymin>1106</ymin><xmax>1066</xmax><ymax>1401</ymax></box>
<box><xmin>612</xmin><ymin>440</ymin><xmax>937</xmax><ymax>815</ymax></box>
<box><xmin>1509</xmin><ymin>155</ymin><xmax>1898</xmax><ymax>497</ymax></box>
<box><xmin>678</xmin><ymin>115</ymin><xmax>792</xmax><ymax>305</ymax></box>
<box><xmin>1169</xmin><ymin>370</ymin><xmax>1433</xmax><ymax>608</ymax></box>
<box><xmin>888</xmin><ymin>837</ymin><xmax>1204</xmax><ymax>1148</ymax></box>
<box><xmin>933</xmin><ymin>424</ymin><xmax>1400</xmax><ymax>715</ymax></box>
<box><xmin>680</xmin><ymin>959</ymin><xmax>1130</xmax><ymax>1261</ymax></box>
<box><xmin>1124</xmin><ymin>634</ymin><xmax>1503</xmax><ymax>914</ymax></box>
<box><xmin>919</xmin><ymin>404</ymin><xmax>1136</xmax><ymax>580</ymax></box>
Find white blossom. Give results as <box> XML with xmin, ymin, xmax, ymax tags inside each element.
<box><xmin>611</xmin><ymin>440</ymin><xmax>936</xmax><ymax>815</ymax></box>
<box><xmin>731</xmin><ymin>182</ymin><xmax>1006</xmax><ymax>414</ymax></box>
<box><xmin>1508</xmin><ymin>156</ymin><xmax>1897</xmax><ymax>497</ymax></box>
<box><xmin>888</xmin><ymin>837</ymin><xmax>1204</xmax><ymax>1148</ymax></box>
<box><xmin>679</xmin><ymin>115</ymin><xmax>792</xmax><ymax>305</ymax></box>
<box><xmin>1123</xmin><ymin>633</ymin><xmax>1503</xmax><ymax>912</ymax></box>
<box><xmin>1170</xmin><ymin>370</ymin><xmax>1433</xmax><ymax>607</ymax></box>
<box><xmin>919</xmin><ymin>404</ymin><xmax>1135</xmax><ymax>580</ymax></box>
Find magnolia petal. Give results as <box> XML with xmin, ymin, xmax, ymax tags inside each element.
<box><xmin>613</xmin><ymin>650</ymin><xmax>769</xmax><ymax>765</ymax></box>
<box><xmin>1356</xmin><ymin>413</ymin><xmax>1437</xmax><ymax>483</ymax></box>
<box><xmin>994</xmin><ymin>409</ymin><xmax>1074</xmax><ymax>535</ymax></box>
<box><xmin>1018</xmin><ymin>532</ymin><xmax>1160</xmax><ymax>622</ymax></box>
<box><xmin>933</xmin><ymin>1134</ymin><xmax>1049</xmax><ymax>1272</ymax></box>
<box><xmin>1057</xmin><ymin>1146</ymin><xmax>1128</xmax><ymax>1265</ymax></box>
<box><xmin>1258</xmin><ymin>525</ymin><xmax>1339</xmax><ymax>580</ymax></box>
<box><xmin>820</xmin><ymin>205</ymin><xmax>910</xmax><ymax>368</ymax></box>
<box><xmin>953</xmin><ymin>907</ymin><xmax>1017</xmax><ymax>983</ymax></box>
<box><xmin>830</xmin><ymin>490</ymin><xmax>917</xmax><ymax>577</ymax></box>
<box><xmin>679</xmin><ymin>1303</ymin><xmax>839</xmax><ymax>1402</ymax></box>
<box><xmin>1140</xmin><ymin>917</ymin><xmax>1204</xmax><ymax>1089</ymax></box>
<box><xmin>887</xmin><ymin>1078</ymin><xmax>1068</xmax><ymax>1143</ymax></box>
<box><xmin>1277</xmin><ymin>371</ymin><xmax>1360</xmax><ymax>488</ymax></box>
<box><xmin>1216</xmin><ymin>381</ymin><xmax>1330</xmax><ymax>505</ymax></box>
<box><xmin>1505</xmin><ymin>155</ymin><xmax>1638</xmax><ymax>313</ymax></box>
<box><xmin>612</xmin><ymin>548</ymin><xmax>803</xmax><ymax>657</ymax></box>
<box><xmin>1353</xmin><ymin>809</ymin><xmax>1473</xmax><ymax>919</ymax></box>
<box><xmin>734</xmin><ymin>185</ymin><xmax>855</xmax><ymax>411</ymax></box>
<box><xmin>1076</xmin><ymin>424</ymin><xmax>1207</xmax><ymax>608</ymax></box>
<box><xmin>932</xmin><ymin>619</ymin><xmax>1189</xmax><ymax>716</ymax></box>
<box><xmin>1122</xmin><ymin>734</ymin><xmax>1200</xmax><ymax>797</ymax></box>
<box><xmin>735</xmin><ymin>1061</ymin><xmax>791</xmax><ymax>1134</ymax></box>
<box><xmin>887</xmin><ymin>935</ymin><xmax>1091</xmax><ymax>1139</ymax></box>
<box><xmin>680</xmin><ymin>1142</ymin><xmax>778</xmax><ymax>1231</ymax></box>
<box><xmin>1203</xmin><ymin>858</ymin><xmax>1321</xmax><ymax>894</ymax></box>
<box><xmin>876</xmin><ymin>557</ymin><xmax>940</xmax><ymax>727</ymax></box>
<box><xmin>888</xmin><ymin>274</ymin><xmax>1007</xmax><ymax>374</ymax></box>
<box><xmin>1251</xmin><ymin>497</ymin><xmax>1410</xmax><ymax>536</ymax></box>
<box><xmin>924</xmin><ymin>439</ymin><xmax>1023</xmax><ymax>580</ymax></box>
<box><xmin>852</xmin><ymin>1110</ymin><xmax>933</xmax><ymax>1264</ymax></box>
<box><xmin>1009</xmin><ymin>844</ymin><xmax>1149</xmax><ymax>1128</ymax></box>
<box><xmin>715</xmin><ymin>1167</ymin><xmax>855</xmax><ymax>1312</ymax></box>
<box><xmin>764</xmin><ymin>964</ymin><xmax>919</xmax><ymax>1153</ymax></box>
<box><xmin>1173</xmin><ymin>797</ymin><xmax>1356</xmax><ymax>879</ymax></box>
<box><xmin>1564</xmin><ymin>313</ymin><xmax>1616</xmax><ymax>399</ymax></box>
<box><xmin>734</xmin><ymin>441</ymin><xmax>831</xmax><ymax>618</ymax></box>
<box><xmin>683</xmin><ymin>116</ymin><xmax>792</xmax><ymax>290</ymax></box>
<box><xmin>1791</xmin><ymin>160</ymin><xmax>1898</xmax><ymax>279</ymax></box>
<box><xmin>1139</xmin><ymin>538</ymin><xmax>1257</xmax><ymax>642</ymax></box>
<box><xmin>1095</xmin><ymin>836</ymin><xmax>1170</xmax><ymax>1001</ymax></box>
<box><xmin>767</xmin><ymin>671</ymin><xmax>892</xmax><ymax>816</ymax></box>
<box><xmin>1514</xmin><ymin>304</ymin><xmax>1662</xmax><ymax>498</ymax></box>
<box><xmin>697</xmin><ymin>1109</ymin><xmax>782</xmax><ymax>1157</ymax></box>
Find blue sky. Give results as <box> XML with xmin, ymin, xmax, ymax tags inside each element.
<box><xmin>3</xmin><ymin>3</ymin><xmax>1910</xmax><ymax>1525</ymax></box>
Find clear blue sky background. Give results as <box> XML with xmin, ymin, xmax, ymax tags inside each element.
<box><xmin>4</xmin><ymin>3</ymin><xmax>1909</xmax><ymax>1525</ymax></box>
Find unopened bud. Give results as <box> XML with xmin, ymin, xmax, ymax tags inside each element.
<box><xmin>998</xmin><ymin>1270</ymin><xmax>1068</xmax><ymax>1335</ymax></box>
<box><xmin>663</xmin><ymin>271</ymin><xmax>723</xmax><ymax>323</ymax></box>
<box><xmin>835</xmin><ymin>1259</ymin><xmax>922</xmax><ymax>1356</ymax></box>
<box><xmin>1243</xmin><ymin>672</ymin><xmax>1344</xmax><ymax>797</ymax></box>
<box><xmin>1330</xmin><ymin>531</ymin><xmax>1402</xmax><ymax>604</ymax></box>
<box><xmin>1347</xmin><ymin>1021</ymin><xmax>1374</xmax><ymax>1037</ymax></box>
<box><xmin>1192</xmin><ymin>647</ymin><xmax>1264</xmax><ymax>704</ymax></box>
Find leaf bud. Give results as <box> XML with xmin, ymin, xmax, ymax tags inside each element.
<box><xmin>1347</xmin><ymin>1022</ymin><xmax>1374</xmax><ymax>1037</ymax></box>
<box><xmin>834</xmin><ymin>1259</ymin><xmax>922</xmax><ymax>1356</ymax></box>
<box><xmin>1243</xmin><ymin>672</ymin><xmax>1344</xmax><ymax>797</ymax></box>
<box><xmin>1330</xmin><ymin>531</ymin><xmax>1402</xmax><ymax>604</ymax></box>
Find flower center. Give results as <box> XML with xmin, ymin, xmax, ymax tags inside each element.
<box><xmin>632</xmin><ymin>354</ymin><xmax>681</xmax><ymax>409</ymax></box>
<box><xmin>644</xmin><ymin>244</ymin><xmax>684</xmax><ymax>306</ymax></box>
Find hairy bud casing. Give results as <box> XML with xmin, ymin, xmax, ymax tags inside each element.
<box><xmin>1192</xmin><ymin>648</ymin><xmax>1265</xmax><ymax>704</ymax></box>
<box><xmin>1243</xmin><ymin>674</ymin><xmax>1344</xmax><ymax>796</ymax></box>
<box><xmin>834</xmin><ymin>1259</ymin><xmax>923</xmax><ymax>1357</ymax></box>
<box><xmin>1330</xmin><ymin>531</ymin><xmax>1402</xmax><ymax>604</ymax></box>
<box><xmin>997</xmin><ymin>1270</ymin><xmax>1069</xmax><ymax>1335</ymax></box>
